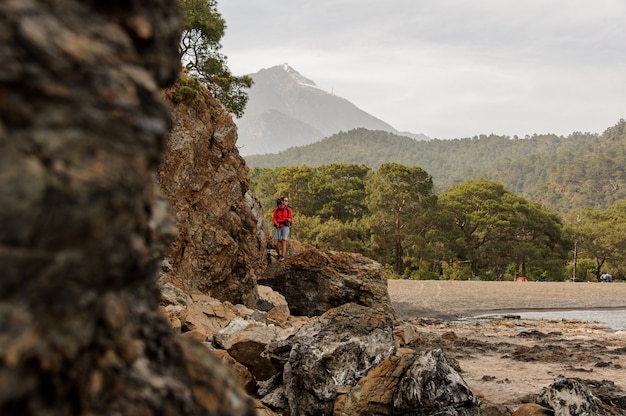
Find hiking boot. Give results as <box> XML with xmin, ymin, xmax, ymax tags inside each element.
<box><xmin>278</xmin><ymin>255</ymin><xmax>284</xmax><ymax>262</ymax></box>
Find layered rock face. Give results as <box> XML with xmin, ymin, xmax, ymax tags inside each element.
<box><xmin>159</xmin><ymin>80</ymin><xmax>267</xmax><ymax>307</ymax></box>
<box><xmin>0</xmin><ymin>1</ymin><xmax>255</xmax><ymax>414</ymax></box>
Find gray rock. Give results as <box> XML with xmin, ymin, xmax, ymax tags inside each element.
<box><xmin>265</xmin><ymin>303</ymin><xmax>396</xmax><ymax>416</ymax></box>
<box><xmin>537</xmin><ymin>375</ymin><xmax>623</xmax><ymax>416</ymax></box>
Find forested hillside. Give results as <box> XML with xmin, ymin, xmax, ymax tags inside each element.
<box><xmin>245</xmin><ymin>119</ymin><xmax>626</xmax><ymax>214</ymax></box>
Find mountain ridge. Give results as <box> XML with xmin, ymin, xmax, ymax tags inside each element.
<box><xmin>235</xmin><ymin>64</ymin><xmax>428</xmax><ymax>155</ymax></box>
<box><xmin>245</xmin><ymin>121</ymin><xmax>626</xmax><ymax>215</ymax></box>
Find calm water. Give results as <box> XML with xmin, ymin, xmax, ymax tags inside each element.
<box><xmin>472</xmin><ymin>309</ymin><xmax>626</xmax><ymax>331</ymax></box>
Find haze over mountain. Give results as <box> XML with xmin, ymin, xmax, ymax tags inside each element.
<box><xmin>235</xmin><ymin>64</ymin><xmax>428</xmax><ymax>155</ymax></box>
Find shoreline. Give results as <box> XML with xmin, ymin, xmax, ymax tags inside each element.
<box><xmin>392</xmin><ymin>302</ymin><xmax>626</xmax><ymax>319</ymax></box>
<box><xmin>387</xmin><ymin>279</ymin><xmax>626</xmax><ymax>320</ymax></box>
<box><xmin>387</xmin><ymin>279</ymin><xmax>626</xmax><ymax>410</ymax></box>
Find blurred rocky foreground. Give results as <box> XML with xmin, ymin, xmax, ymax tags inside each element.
<box><xmin>1</xmin><ymin>1</ymin><xmax>625</xmax><ymax>415</ymax></box>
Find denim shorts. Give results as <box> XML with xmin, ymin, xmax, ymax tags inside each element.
<box><xmin>274</xmin><ymin>226</ymin><xmax>290</xmax><ymax>241</ymax></box>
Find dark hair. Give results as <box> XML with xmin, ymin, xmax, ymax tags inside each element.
<box><xmin>276</xmin><ymin>198</ymin><xmax>282</xmax><ymax>207</ymax></box>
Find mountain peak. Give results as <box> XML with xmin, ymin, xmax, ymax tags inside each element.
<box><xmin>235</xmin><ymin>65</ymin><xmax>427</xmax><ymax>156</ymax></box>
<box><xmin>263</xmin><ymin>63</ymin><xmax>318</xmax><ymax>89</ymax></box>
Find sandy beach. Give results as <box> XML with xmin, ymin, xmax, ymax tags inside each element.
<box><xmin>387</xmin><ymin>279</ymin><xmax>626</xmax><ymax>412</ymax></box>
<box><xmin>388</xmin><ymin>279</ymin><xmax>626</xmax><ymax>319</ymax></box>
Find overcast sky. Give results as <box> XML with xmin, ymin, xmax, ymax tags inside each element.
<box><xmin>217</xmin><ymin>1</ymin><xmax>625</xmax><ymax>140</ymax></box>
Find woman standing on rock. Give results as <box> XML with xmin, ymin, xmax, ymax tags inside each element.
<box><xmin>273</xmin><ymin>196</ymin><xmax>293</xmax><ymax>261</ymax></box>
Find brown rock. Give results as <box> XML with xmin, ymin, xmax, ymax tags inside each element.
<box><xmin>211</xmin><ymin>349</ymin><xmax>256</xmax><ymax>394</ymax></box>
<box><xmin>214</xmin><ymin>321</ymin><xmax>283</xmax><ymax>382</ymax></box>
<box><xmin>260</xmin><ymin>244</ymin><xmax>395</xmax><ymax>319</ymax></box>
<box><xmin>159</xmin><ymin>77</ymin><xmax>267</xmax><ymax>307</ymax></box>
<box><xmin>393</xmin><ymin>322</ymin><xmax>420</xmax><ymax>347</ymax></box>
<box><xmin>257</xmin><ymin>284</ymin><xmax>290</xmax><ymax>315</ymax></box>
<box><xmin>511</xmin><ymin>403</ymin><xmax>553</xmax><ymax>416</ymax></box>
<box><xmin>336</xmin><ymin>348</ymin><xmax>480</xmax><ymax>415</ymax></box>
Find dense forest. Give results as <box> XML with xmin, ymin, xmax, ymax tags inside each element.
<box><xmin>249</xmin><ymin>120</ymin><xmax>626</xmax><ymax>282</ymax></box>
<box><xmin>246</xmin><ymin>119</ymin><xmax>626</xmax><ymax>215</ymax></box>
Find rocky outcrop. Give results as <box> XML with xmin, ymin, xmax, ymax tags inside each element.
<box><xmin>268</xmin><ymin>303</ymin><xmax>396</xmax><ymax>415</ymax></box>
<box><xmin>0</xmin><ymin>1</ymin><xmax>256</xmax><ymax>414</ymax></box>
<box><xmin>158</xmin><ymin>80</ymin><xmax>267</xmax><ymax>307</ymax></box>
<box><xmin>163</xmin><ymin>277</ymin><xmax>489</xmax><ymax>416</ymax></box>
<box><xmin>260</xmin><ymin>241</ymin><xmax>396</xmax><ymax>319</ymax></box>
<box><xmin>536</xmin><ymin>376</ymin><xmax>626</xmax><ymax>415</ymax></box>
<box><xmin>335</xmin><ymin>348</ymin><xmax>481</xmax><ymax>415</ymax></box>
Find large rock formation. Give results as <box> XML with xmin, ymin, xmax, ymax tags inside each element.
<box><xmin>0</xmin><ymin>1</ymin><xmax>255</xmax><ymax>414</ymax></box>
<box><xmin>260</xmin><ymin>241</ymin><xmax>396</xmax><ymax>319</ymax></box>
<box><xmin>158</xmin><ymin>78</ymin><xmax>267</xmax><ymax>307</ymax></box>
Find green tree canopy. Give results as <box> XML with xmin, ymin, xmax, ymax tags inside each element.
<box><xmin>180</xmin><ymin>0</ymin><xmax>252</xmax><ymax>117</ymax></box>
<box><xmin>439</xmin><ymin>178</ymin><xmax>567</xmax><ymax>279</ymax></box>
<box><xmin>366</xmin><ymin>163</ymin><xmax>437</xmax><ymax>274</ymax></box>
<box><xmin>565</xmin><ymin>200</ymin><xmax>626</xmax><ymax>280</ymax></box>
<box><xmin>307</xmin><ymin>164</ymin><xmax>371</xmax><ymax>221</ymax></box>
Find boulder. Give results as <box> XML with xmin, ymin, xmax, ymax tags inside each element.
<box><xmin>257</xmin><ymin>285</ymin><xmax>290</xmax><ymax>315</ymax></box>
<box><xmin>214</xmin><ymin>320</ymin><xmax>284</xmax><ymax>382</ymax></box>
<box><xmin>263</xmin><ymin>303</ymin><xmax>396</xmax><ymax>415</ymax></box>
<box><xmin>537</xmin><ymin>375</ymin><xmax>624</xmax><ymax>415</ymax></box>
<box><xmin>260</xmin><ymin>243</ymin><xmax>395</xmax><ymax>319</ymax></box>
<box><xmin>335</xmin><ymin>348</ymin><xmax>481</xmax><ymax>416</ymax></box>
<box><xmin>393</xmin><ymin>321</ymin><xmax>421</xmax><ymax>347</ymax></box>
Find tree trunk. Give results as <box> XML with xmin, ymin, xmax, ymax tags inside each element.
<box><xmin>394</xmin><ymin>213</ymin><xmax>403</xmax><ymax>275</ymax></box>
<box><xmin>394</xmin><ymin>234</ymin><xmax>403</xmax><ymax>275</ymax></box>
<box><xmin>572</xmin><ymin>239</ymin><xmax>578</xmax><ymax>281</ymax></box>
<box><xmin>595</xmin><ymin>257</ymin><xmax>606</xmax><ymax>282</ymax></box>
<box><xmin>497</xmin><ymin>264</ymin><xmax>505</xmax><ymax>281</ymax></box>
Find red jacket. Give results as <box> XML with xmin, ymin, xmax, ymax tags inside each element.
<box><xmin>273</xmin><ymin>205</ymin><xmax>293</xmax><ymax>228</ymax></box>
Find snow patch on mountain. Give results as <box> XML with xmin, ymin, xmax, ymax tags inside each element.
<box><xmin>282</xmin><ymin>63</ymin><xmax>322</xmax><ymax>90</ymax></box>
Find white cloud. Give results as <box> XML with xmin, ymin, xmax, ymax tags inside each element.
<box><xmin>218</xmin><ymin>0</ymin><xmax>626</xmax><ymax>139</ymax></box>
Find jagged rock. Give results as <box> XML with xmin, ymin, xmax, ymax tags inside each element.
<box><xmin>262</xmin><ymin>303</ymin><xmax>396</xmax><ymax>416</ymax></box>
<box><xmin>260</xmin><ymin>243</ymin><xmax>395</xmax><ymax>319</ymax></box>
<box><xmin>393</xmin><ymin>322</ymin><xmax>421</xmax><ymax>347</ymax></box>
<box><xmin>580</xmin><ymin>379</ymin><xmax>626</xmax><ymax>412</ymax></box>
<box><xmin>160</xmin><ymin>280</ymin><xmax>193</xmax><ymax>313</ymax></box>
<box><xmin>159</xmin><ymin>78</ymin><xmax>267</xmax><ymax>307</ymax></box>
<box><xmin>537</xmin><ymin>375</ymin><xmax>624</xmax><ymax>415</ymax></box>
<box><xmin>178</xmin><ymin>294</ymin><xmax>239</xmax><ymax>339</ymax></box>
<box><xmin>0</xmin><ymin>0</ymin><xmax>256</xmax><ymax>414</ymax></box>
<box><xmin>335</xmin><ymin>348</ymin><xmax>480</xmax><ymax>416</ymax></box>
<box><xmin>537</xmin><ymin>375</ymin><xmax>601</xmax><ymax>415</ymax></box>
<box><xmin>257</xmin><ymin>284</ymin><xmax>290</xmax><ymax>315</ymax></box>
<box><xmin>214</xmin><ymin>321</ymin><xmax>284</xmax><ymax>382</ymax></box>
